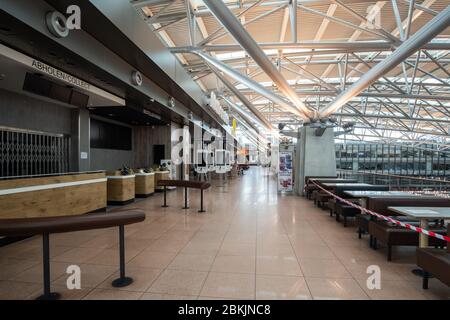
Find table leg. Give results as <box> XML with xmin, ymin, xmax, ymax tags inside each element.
<box><xmin>198</xmin><ymin>189</ymin><xmax>206</xmax><ymax>213</ymax></box>
<box><xmin>36</xmin><ymin>233</ymin><xmax>60</xmax><ymax>300</ymax></box>
<box><xmin>112</xmin><ymin>225</ymin><xmax>133</xmax><ymax>287</ymax></box>
<box><xmin>419</xmin><ymin>219</ymin><xmax>429</xmax><ymax>248</ymax></box>
<box><xmin>183</xmin><ymin>187</ymin><xmax>189</xmax><ymax>209</ymax></box>
<box><xmin>412</xmin><ymin>218</ymin><xmax>430</xmax><ymax>277</ymax></box>
<box><xmin>162</xmin><ymin>186</ymin><xmax>168</xmax><ymax>208</ymax></box>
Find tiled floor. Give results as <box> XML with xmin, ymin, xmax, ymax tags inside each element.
<box><xmin>0</xmin><ymin>167</ymin><xmax>449</xmax><ymax>300</ymax></box>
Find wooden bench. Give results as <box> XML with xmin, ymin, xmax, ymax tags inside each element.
<box><xmin>366</xmin><ymin>197</ymin><xmax>448</xmax><ymax>260</ymax></box>
<box><xmin>416</xmin><ymin>225</ymin><xmax>450</xmax><ymax>289</ymax></box>
<box><xmin>157</xmin><ymin>180</ymin><xmax>211</xmax><ymax>212</ymax></box>
<box><xmin>0</xmin><ymin>210</ymin><xmax>145</xmax><ymax>300</ymax></box>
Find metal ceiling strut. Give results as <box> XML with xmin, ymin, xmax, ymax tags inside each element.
<box><xmin>210</xmin><ymin>67</ymin><xmax>274</xmax><ymax>130</ymax></box>
<box><xmin>202</xmin><ymin>0</ymin><xmax>314</xmax><ymax>120</ymax></box>
<box><xmin>190</xmin><ymin>50</ymin><xmax>308</xmax><ymax>120</ymax></box>
<box><xmin>319</xmin><ymin>5</ymin><xmax>450</xmax><ymax>119</ymax></box>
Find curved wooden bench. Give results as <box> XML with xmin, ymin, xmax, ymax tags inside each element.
<box><xmin>157</xmin><ymin>180</ymin><xmax>211</xmax><ymax>212</ymax></box>
<box><xmin>0</xmin><ymin>210</ymin><xmax>145</xmax><ymax>300</ymax></box>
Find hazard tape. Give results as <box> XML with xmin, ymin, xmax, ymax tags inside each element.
<box><xmin>309</xmin><ymin>181</ymin><xmax>450</xmax><ymax>243</ymax></box>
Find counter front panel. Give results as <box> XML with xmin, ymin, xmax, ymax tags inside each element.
<box><xmin>0</xmin><ymin>172</ymin><xmax>107</xmax><ymax>219</ymax></box>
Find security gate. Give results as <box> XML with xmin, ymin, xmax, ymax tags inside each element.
<box><xmin>0</xmin><ymin>127</ymin><xmax>70</xmax><ymax>177</ymax></box>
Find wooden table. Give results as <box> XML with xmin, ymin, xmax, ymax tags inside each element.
<box><xmin>322</xmin><ymin>183</ymin><xmax>372</xmax><ymax>188</ymax></box>
<box><xmin>387</xmin><ymin>207</ymin><xmax>450</xmax><ymax>248</ymax></box>
<box><xmin>343</xmin><ymin>191</ymin><xmax>433</xmax><ymax>209</ymax></box>
<box><xmin>322</xmin><ymin>183</ymin><xmax>373</xmax><ymax>195</ymax></box>
<box><xmin>310</xmin><ymin>178</ymin><xmax>358</xmax><ymax>183</ymax></box>
<box><xmin>388</xmin><ymin>206</ymin><xmax>450</xmax><ymax>277</ymax></box>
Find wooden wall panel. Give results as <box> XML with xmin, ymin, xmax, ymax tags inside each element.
<box><xmin>133</xmin><ymin>125</ymin><xmax>172</xmax><ymax>168</ymax></box>
<box><xmin>0</xmin><ymin>172</ymin><xmax>107</xmax><ymax>219</ymax></box>
<box><xmin>135</xmin><ymin>174</ymin><xmax>155</xmax><ymax>196</ymax></box>
<box><xmin>0</xmin><ymin>172</ymin><xmax>105</xmax><ymax>189</ymax></box>
<box><xmin>154</xmin><ymin>171</ymin><xmax>170</xmax><ymax>191</ymax></box>
<box><xmin>107</xmin><ymin>177</ymin><xmax>135</xmax><ymax>202</ymax></box>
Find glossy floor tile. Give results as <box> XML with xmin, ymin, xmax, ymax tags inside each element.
<box><xmin>0</xmin><ymin>167</ymin><xmax>448</xmax><ymax>300</ymax></box>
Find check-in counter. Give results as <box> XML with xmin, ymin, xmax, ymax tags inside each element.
<box><xmin>0</xmin><ymin>171</ymin><xmax>107</xmax><ymax>219</ymax></box>
<box><xmin>135</xmin><ymin>172</ymin><xmax>155</xmax><ymax>197</ymax></box>
<box><xmin>106</xmin><ymin>174</ymin><xmax>135</xmax><ymax>205</ymax></box>
<box><xmin>154</xmin><ymin>171</ymin><xmax>171</xmax><ymax>191</ymax></box>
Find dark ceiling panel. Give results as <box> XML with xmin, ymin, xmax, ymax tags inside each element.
<box><xmin>89</xmin><ymin>106</ymin><xmax>167</xmax><ymax>127</ymax></box>
<box><xmin>0</xmin><ymin>7</ymin><xmax>209</xmax><ymax>127</ymax></box>
<box><xmin>44</xmin><ymin>0</ymin><xmax>218</xmax><ymax>128</ymax></box>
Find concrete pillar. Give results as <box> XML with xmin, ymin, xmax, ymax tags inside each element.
<box><xmin>352</xmin><ymin>159</ymin><xmax>359</xmax><ymax>172</ymax></box>
<box><xmin>296</xmin><ymin>126</ymin><xmax>336</xmax><ymax>195</ymax></box>
<box><xmin>70</xmin><ymin>108</ymin><xmax>90</xmax><ymax>172</ymax></box>
<box><xmin>426</xmin><ymin>158</ymin><xmax>432</xmax><ymax>175</ymax></box>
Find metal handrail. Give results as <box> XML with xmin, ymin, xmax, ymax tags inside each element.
<box><xmin>337</xmin><ymin>169</ymin><xmax>450</xmax><ymax>198</ymax></box>
<box><xmin>338</xmin><ymin>169</ymin><xmax>449</xmax><ymax>184</ymax></box>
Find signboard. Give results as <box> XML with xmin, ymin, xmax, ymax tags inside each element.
<box><xmin>278</xmin><ymin>150</ymin><xmax>293</xmax><ymax>192</ymax></box>
<box><xmin>31</xmin><ymin>59</ymin><xmax>90</xmax><ymax>90</ymax></box>
<box><xmin>0</xmin><ymin>43</ymin><xmax>125</xmax><ymax>106</ymax></box>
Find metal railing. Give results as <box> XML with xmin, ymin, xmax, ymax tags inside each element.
<box><xmin>337</xmin><ymin>169</ymin><xmax>450</xmax><ymax>198</ymax></box>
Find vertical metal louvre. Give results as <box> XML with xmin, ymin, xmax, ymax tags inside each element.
<box><xmin>0</xmin><ymin>127</ymin><xmax>70</xmax><ymax>177</ymax></box>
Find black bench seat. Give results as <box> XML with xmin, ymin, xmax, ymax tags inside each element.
<box><xmin>0</xmin><ymin>210</ymin><xmax>145</xmax><ymax>300</ymax></box>
<box><xmin>157</xmin><ymin>180</ymin><xmax>211</xmax><ymax>212</ymax></box>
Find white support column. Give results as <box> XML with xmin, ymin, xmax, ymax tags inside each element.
<box><xmin>297</xmin><ymin>126</ymin><xmax>337</xmax><ymax>195</ymax></box>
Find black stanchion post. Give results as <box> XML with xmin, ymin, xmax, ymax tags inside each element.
<box><xmin>36</xmin><ymin>233</ymin><xmax>60</xmax><ymax>300</ymax></box>
<box><xmin>112</xmin><ymin>225</ymin><xmax>133</xmax><ymax>287</ymax></box>
<box><xmin>183</xmin><ymin>187</ymin><xmax>189</xmax><ymax>209</ymax></box>
<box><xmin>162</xmin><ymin>186</ymin><xmax>168</xmax><ymax>207</ymax></box>
<box><xmin>198</xmin><ymin>189</ymin><xmax>205</xmax><ymax>213</ymax></box>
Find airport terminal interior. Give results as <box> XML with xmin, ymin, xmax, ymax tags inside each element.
<box><xmin>0</xmin><ymin>0</ymin><xmax>449</xmax><ymax>301</ymax></box>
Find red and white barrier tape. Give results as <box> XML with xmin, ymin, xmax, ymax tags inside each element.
<box><xmin>310</xmin><ymin>181</ymin><xmax>450</xmax><ymax>243</ymax></box>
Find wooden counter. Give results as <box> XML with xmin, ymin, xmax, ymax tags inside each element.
<box><xmin>154</xmin><ymin>171</ymin><xmax>171</xmax><ymax>191</ymax></box>
<box><xmin>135</xmin><ymin>173</ymin><xmax>155</xmax><ymax>197</ymax></box>
<box><xmin>0</xmin><ymin>171</ymin><xmax>107</xmax><ymax>219</ymax></box>
<box><xmin>107</xmin><ymin>175</ymin><xmax>135</xmax><ymax>205</ymax></box>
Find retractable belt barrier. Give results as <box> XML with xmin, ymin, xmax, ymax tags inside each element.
<box><xmin>309</xmin><ymin>181</ymin><xmax>450</xmax><ymax>243</ymax></box>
